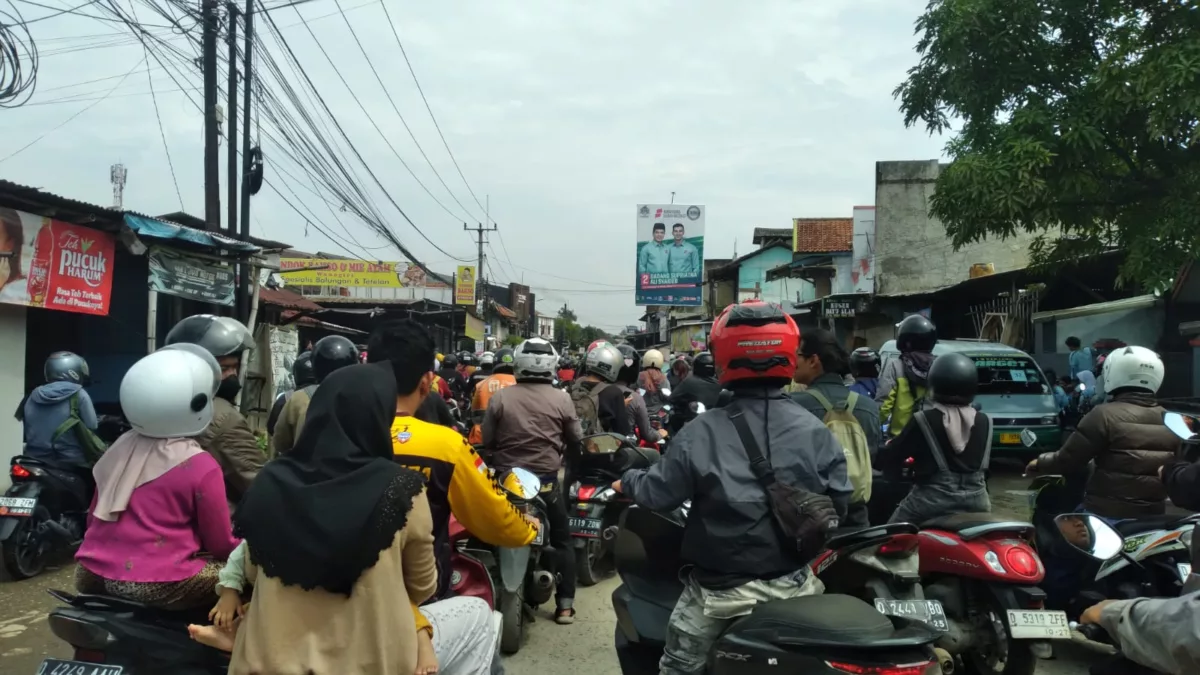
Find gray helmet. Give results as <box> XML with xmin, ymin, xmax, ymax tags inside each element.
<box><xmin>45</xmin><ymin>351</ymin><xmax>90</xmax><ymax>386</ymax></box>
<box><xmin>585</xmin><ymin>343</ymin><xmax>623</xmax><ymax>383</ymax></box>
<box><xmin>165</xmin><ymin>315</ymin><xmax>254</xmax><ymax>358</ymax></box>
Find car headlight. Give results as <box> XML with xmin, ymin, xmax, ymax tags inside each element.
<box><xmin>1040</xmin><ymin>416</ymin><xmax>1057</xmax><ymax>425</ymax></box>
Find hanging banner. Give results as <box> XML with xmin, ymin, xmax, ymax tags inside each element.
<box><xmin>455</xmin><ymin>265</ymin><xmax>476</xmax><ymax>305</ymax></box>
<box><xmin>635</xmin><ymin>204</ymin><xmax>705</xmax><ymax>306</ymax></box>
<box><xmin>279</xmin><ymin>258</ymin><xmax>431</xmax><ymax>288</ymax></box>
<box><xmin>0</xmin><ymin>207</ymin><xmax>115</xmax><ymax>316</ymax></box>
<box><xmin>149</xmin><ymin>246</ymin><xmax>236</xmax><ymax>306</ymax></box>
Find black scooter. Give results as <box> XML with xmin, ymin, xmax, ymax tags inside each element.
<box><xmin>612</xmin><ymin>504</ymin><xmax>944</xmax><ymax>675</ymax></box>
<box><xmin>0</xmin><ymin>456</ymin><xmax>92</xmax><ymax>579</ymax></box>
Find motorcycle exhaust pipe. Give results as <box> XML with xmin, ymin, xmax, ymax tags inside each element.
<box><xmin>601</xmin><ymin>526</ymin><xmax>619</xmax><ymax>542</ymax></box>
<box><xmin>934</xmin><ymin>647</ymin><xmax>954</xmax><ymax>674</ymax></box>
<box><xmin>530</xmin><ymin>570</ymin><xmax>555</xmax><ymax>591</ymax></box>
<box><xmin>42</xmin><ymin>519</ymin><xmax>75</xmax><ymax>545</ymax></box>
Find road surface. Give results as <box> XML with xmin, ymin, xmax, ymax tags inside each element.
<box><xmin>0</xmin><ymin>467</ymin><xmax>1112</xmax><ymax>674</ymax></box>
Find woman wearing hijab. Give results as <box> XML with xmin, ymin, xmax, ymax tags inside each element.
<box><xmin>229</xmin><ymin>362</ymin><xmax>438</xmax><ymax>675</ymax></box>
<box><xmin>880</xmin><ymin>353</ymin><xmax>993</xmax><ymax>525</ymax></box>
<box><xmin>75</xmin><ymin>345</ymin><xmax>239</xmax><ymax>609</ymax></box>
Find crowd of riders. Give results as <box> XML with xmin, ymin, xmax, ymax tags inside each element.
<box><xmin>12</xmin><ymin>299</ymin><xmax>1200</xmax><ymax>674</ymax></box>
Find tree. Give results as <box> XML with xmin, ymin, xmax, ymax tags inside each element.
<box><xmin>503</xmin><ymin>334</ymin><xmax>523</xmax><ymax>347</ymax></box>
<box><xmin>558</xmin><ymin>304</ymin><xmax>578</xmax><ymax>323</ymax></box>
<box><xmin>895</xmin><ymin>0</ymin><xmax>1200</xmax><ymax>290</ymax></box>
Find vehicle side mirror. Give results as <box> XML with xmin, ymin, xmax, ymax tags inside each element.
<box><xmin>1054</xmin><ymin>513</ymin><xmax>1124</xmax><ymax>560</ymax></box>
<box><xmin>1164</xmin><ymin>412</ymin><xmax>1200</xmax><ymax>441</ymax></box>
<box><xmin>1019</xmin><ymin>428</ymin><xmax>1038</xmax><ymax>448</ymax></box>
<box><xmin>695</xmin><ymin>403</ymin><xmax>707</xmax><ymax>414</ymax></box>
<box><xmin>581</xmin><ymin>433</ymin><xmax>624</xmax><ymax>455</ymax></box>
<box><xmin>502</xmin><ymin>467</ymin><xmax>542</xmax><ymax>500</ymax></box>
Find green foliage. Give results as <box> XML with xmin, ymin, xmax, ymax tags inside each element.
<box><xmin>503</xmin><ymin>334</ymin><xmax>524</xmax><ymax>347</ymax></box>
<box><xmin>553</xmin><ymin>306</ymin><xmax>607</xmax><ymax>350</ymax></box>
<box><xmin>896</xmin><ymin>0</ymin><xmax>1200</xmax><ymax>290</ymax></box>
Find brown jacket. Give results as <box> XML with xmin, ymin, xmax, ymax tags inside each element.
<box><xmin>268</xmin><ymin>388</ymin><xmax>312</xmax><ymax>458</ymax></box>
<box><xmin>196</xmin><ymin>397</ymin><xmax>266</xmax><ymax>511</ymax></box>
<box><xmin>481</xmin><ymin>383</ymin><xmax>583</xmax><ymax>476</ymax></box>
<box><xmin>1038</xmin><ymin>393</ymin><xmax>1180</xmax><ymax>518</ymax></box>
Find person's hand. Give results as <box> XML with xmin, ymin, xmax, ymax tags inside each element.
<box><xmin>1079</xmin><ymin>600</ymin><xmax>1115</xmax><ymax>625</ymax></box>
<box><xmin>1024</xmin><ymin>459</ymin><xmax>1039</xmax><ymax>475</ymax></box>
<box><xmin>209</xmin><ymin>588</ymin><xmax>242</xmax><ymax>629</ymax></box>
<box><xmin>612</xmin><ymin>480</ymin><xmax>623</xmax><ymax>493</ymax></box>
<box><xmin>522</xmin><ymin>513</ymin><xmax>540</xmax><ymax>530</ymax></box>
<box><xmin>659</xmin><ymin>429</ymin><xmax>669</xmax><ymax>439</ymax></box>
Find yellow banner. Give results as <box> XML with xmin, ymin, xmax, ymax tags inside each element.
<box><xmin>455</xmin><ymin>265</ymin><xmax>477</xmax><ymax>305</ymax></box>
<box><xmin>279</xmin><ymin>258</ymin><xmax>427</xmax><ymax>288</ymax></box>
<box><xmin>465</xmin><ymin>313</ymin><xmax>484</xmax><ymax>340</ymax></box>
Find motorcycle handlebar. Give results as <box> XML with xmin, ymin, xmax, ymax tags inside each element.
<box><xmin>1070</xmin><ymin>622</ymin><xmax>1111</xmax><ymax>645</ymax></box>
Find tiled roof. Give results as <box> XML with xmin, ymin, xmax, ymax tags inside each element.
<box><xmin>493</xmin><ymin>302</ymin><xmax>517</xmax><ymax>319</ymax></box>
<box><xmin>752</xmin><ymin>227</ymin><xmax>792</xmax><ymax>245</ymax></box>
<box><xmin>793</xmin><ymin>218</ymin><xmax>853</xmax><ymax>253</ymax></box>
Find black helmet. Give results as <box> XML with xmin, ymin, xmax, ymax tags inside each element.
<box><xmin>928</xmin><ymin>353</ymin><xmax>977</xmax><ymax>405</ymax></box>
<box><xmin>292</xmin><ymin>351</ymin><xmax>316</xmax><ymax>387</ymax></box>
<box><xmin>165</xmin><ymin>315</ymin><xmax>255</xmax><ymax>358</ymax></box>
<box><xmin>494</xmin><ymin>347</ymin><xmax>515</xmax><ymax>374</ymax></box>
<box><xmin>460</xmin><ymin>352</ymin><xmax>479</xmax><ymax>367</ymax></box>
<box><xmin>692</xmin><ymin>351</ymin><xmax>715</xmax><ymax>378</ymax></box>
<box><xmin>849</xmin><ymin>347</ymin><xmax>880</xmax><ymax>377</ymax></box>
<box><xmin>45</xmin><ymin>351</ymin><xmax>90</xmax><ymax>386</ymax></box>
<box><xmin>441</xmin><ymin>353</ymin><xmax>459</xmax><ymax>369</ymax></box>
<box><xmin>312</xmin><ymin>336</ymin><xmax>358</xmax><ymax>382</ymax></box>
<box><xmin>616</xmin><ymin>344</ymin><xmax>637</xmax><ymax>367</ymax></box>
<box><xmin>896</xmin><ymin>315</ymin><xmax>937</xmax><ymax>353</ymax></box>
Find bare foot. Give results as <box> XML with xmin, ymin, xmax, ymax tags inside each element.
<box><xmin>415</xmin><ymin>629</ymin><xmax>439</xmax><ymax>674</ymax></box>
<box><xmin>188</xmin><ymin>624</ymin><xmax>235</xmax><ymax>652</ymax></box>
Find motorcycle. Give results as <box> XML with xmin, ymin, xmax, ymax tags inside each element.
<box><xmin>0</xmin><ymin>455</ymin><xmax>93</xmax><ymax>580</ymax></box>
<box><xmin>568</xmin><ymin>432</ymin><xmax>659</xmax><ymax>586</ymax></box>
<box><xmin>612</xmin><ymin>504</ymin><xmax>946</xmax><ymax>675</ymax></box>
<box><xmin>449</xmin><ymin>514</ymin><xmax>496</xmax><ymax>609</ymax></box>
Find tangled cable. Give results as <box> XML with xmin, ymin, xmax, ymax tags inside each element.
<box><xmin>0</xmin><ymin>1</ymin><xmax>38</xmax><ymax>108</ymax></box>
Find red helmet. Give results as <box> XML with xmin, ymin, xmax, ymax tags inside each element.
<box><xmin>709</xmin><ymin>300</ymin><xmax>800</xmax><ymax>386</ymax></box>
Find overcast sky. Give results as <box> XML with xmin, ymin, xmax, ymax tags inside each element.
<box><xmin>3</xmin><ymin>0</ymin><xmax>947</xmax><ymax>331</ymax></box>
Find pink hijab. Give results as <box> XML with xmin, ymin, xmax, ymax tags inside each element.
<box><xmin>91</xmin><ymin>433</ymin><xmax>204</xmax><ymax>522</ymax></box>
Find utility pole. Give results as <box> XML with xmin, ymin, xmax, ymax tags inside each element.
<box><xmin>237</xmin><ymin>0</ymin><xmax>255</xmax><ymax>323</ymax></box>
<box><xmin>226</xmin><ymin>2</ymin><xmax>238</xmax><ymax>240</ymax></box>
<box><xmin>202</xmin><ymin>0</ymin><xmax>220</xmax><ymax>231</ymax></box>
<box><xmin>463</xmin><ymin>221</ymin><xmax>497</xmax><ymax>304</ymax></box>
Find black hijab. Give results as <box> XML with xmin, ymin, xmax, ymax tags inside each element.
<box><xmin>234</xmin><ymin>362</ymin><xmax>425</xmax><ymax>596</ymax></box>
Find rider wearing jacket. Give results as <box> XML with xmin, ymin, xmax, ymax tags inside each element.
<box><xmin>615</xmin><ymin>344</ymin><xmax>664</xmax><ymax>445</ymax></box>
<box><xmin>20</xmin><ymin>352</ymin><xmax>99</xmax><ymax>467</ymax></box>
<box><xmin>437</xmin><ymin>353</ymin><xmax>467</xmax><ymax>403</ymax></box>
<box><xmin>266</xmin><ymin>351</ymin><xmax>314</xmax><ymax>436</ymax></box>
<box><xmin>848</xmin><ymin>347</ymin><xmax>881</xmax><ymax>400</ymax></box>
<box><xmin>269</xmin><ymin>336</ymin><xmax>359</xmax><ymax>457</ymax></box>
<box><xmin>878</xmin><ymin>314</ymin><xmax>937</xmax><ymax>438</ymax></box>
<box><xmin>1028</xmin><ymin>346</ymin><xmax>1180</xmax><ymax>519</ymax></box>
<box><xmin>616</xmin><ymin>300</ymin><xmax>851</xmax><ymax>675</ymax></box>
<box><xmin>468</xmin><ymin>347</ymin><xmax>516</xmax><ymax>445</ymax></box>
<box><xmin>667</xmin><ymin>351</ymin><xmax>722</xmax><ymax>433</ymax></box>
<box><xmin>165</xmin><ymin>315</ymin><xmax>263</xmax><ymax>510</ymax></box>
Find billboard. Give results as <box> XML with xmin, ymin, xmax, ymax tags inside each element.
<box><xmin>455</xmin><ymin>265</ymin><xmax>476</xmax><ymax>305</ymax></box>
<box><xmin>279</xmin><ymin>258</ymin><xmax>430</xmax><ymax>288</ymax></box>
<box><xmin>635</xmin><ymin>204</ymin><xmax>704</xmax><ymax>306</ymax></box>
<box><xmin>149</xmin><ymin>246</ymin><xmax>235</xmax><ymax>306</ymax></box>
<box><xmin>510</xmin><ymin>283</ymin><xmax>531</xmax><ymax>321</ymax></box>
<box><xmin>0</xmin><ymin>207</ymin><xmax>116</xmax><ymax>316</ymax></box>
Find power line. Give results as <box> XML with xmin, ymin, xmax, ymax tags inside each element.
<box><xmin>130</xmin><ymin>0</ymin><xmax>183</xmax><ymax>210</ymax></box>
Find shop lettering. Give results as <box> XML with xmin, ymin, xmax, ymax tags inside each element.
<box><xmin>57</xmin><ymin>232</ymin><xmax>109</xmax><ymax>288</ymax></box>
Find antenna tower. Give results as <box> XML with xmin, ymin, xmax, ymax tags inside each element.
<box><xmin>110</xmin><ymin>164</ymin><xmax>128</xmax><ymax>209</ymax></box>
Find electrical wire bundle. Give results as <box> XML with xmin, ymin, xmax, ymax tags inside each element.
<box><xmin>0</xmin><ymin>1</ymin><xmax>38</xmax><ymax>107</ymax></box>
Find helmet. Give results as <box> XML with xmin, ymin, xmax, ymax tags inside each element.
<box><xmin>292</xmin><ymin>351</ymin><xmax>316</xmax><ymax>387</ymax></box>
<box><xmin>849</xmin><ymin>348</ymin><xmax>881</xmax><ymax>377</ymax></box>
<box><xmin>587</xmin><ymin>339</ymin><xmax>610</xmax><ymax>354</ymax></box>
<box><xmin>692</xmin><ymin>351</ymin><xmax>715</xmax><ymax>378</ymax></box>
<box><xmin>709</xmin><ymin>300</ymin><xmax>799</xmax><ymax>386</ymax></box>
<box><xmin>615</xmin><ymin>344</ymin><xmax>639</xmax><ymax>384</ymax></box>
<box><xmin>514</xmin><ymin>338</ymin><xmax>558</xmax><ymax>381</ymax></box>
<box><xmin>480</xmin><ymin>351</ymin><xmax>496</xmax><ymax>366</ymax></box>
<box><xmin>121</xmin><ymin>347</ymin><xmax>221</xmax><ymax>438</ymax></box>
<box><xmin>312</xmin><ymin>335</ymin><xmax>358</xmax><ymax>382</ymax></box>
<box><xmin>615</xmin><ymin>344</ymin><xmax>637</xmax><ymax>369</ymax></box>
<box><xmin>44</xmin><ymin>351</ymin><xmax>90</xmax><ymax>386</ymax></box>
<box><xmin>896</xmin><ymin>315</ymin><xmax>937</xmax><ymax>353</ymax></box>
<box><xmin>927</xmin><ymin>353</ymin><xmax>978</xmax><ymax>405</ymax></box>
<box><xmin>585</xmin><ymin>343</ymin><xmax>624</xmax><ymax>383</ymax></box>
<box><xmin>1103</xmin><ymin>345</ymin><xmax>1163</xmax><ymax>394</ymax></box>
<box><xmin>460</xmin><ymin>352</ymin><xmax>479</xmax><ymax>367</ymax></box>
<box><xmin>436</xmin><ymin>352</ymin><xmax>444</xmax><ymax>363</ymax></box>
<box><xmin>441</xmin><ymin>353</ymin><xmax>459</xmax><ymax>369</ymax></box>
<box><xmin>641</xmin><ymin>349</ymin><xmax>665</xmax><ymax>370</ymax></box>
<box><xmin>494</xmin><ymin>347</ymin><xmax>516</xmax><ymax>374</ymax></box>
<box><xmin>165</xmin><ymin>315</ymin><xmax>254</xmax><ymax>358</ymax></box>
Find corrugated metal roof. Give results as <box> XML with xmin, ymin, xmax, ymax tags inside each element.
<box><xmin>752</xmin><ymin>227</ymin><xmax>792</xmax><ymax>245</ymax></box>
<box><xmin>258</xmin><ymin>286</ymin><xmax>324</xmax><ymax>312</ymax></box>
<box><xmin>792</xmin><ymin>218</ymin><xmax>852</xmax><ymax>253</ymax></box>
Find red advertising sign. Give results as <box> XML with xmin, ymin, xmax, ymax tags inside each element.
<box><xmin>0</xmin><ymin>208</ymin><xmax>115</xmax><ymax>316</ymax></box>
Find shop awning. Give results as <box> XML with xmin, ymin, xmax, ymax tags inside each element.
<box><xmin>124</xmin><ymin>214</ymin><xmax>261</xmax><ymax>253</ymax></box>
<box><xmin>493</xmin><ymin>302</ymin><xmax>517</xmax><ymax>319</ymax></box>
<box><xmin>259</xmin><ymin>286</ymin><xmax>324</xmax><ymax>312</ymax></box>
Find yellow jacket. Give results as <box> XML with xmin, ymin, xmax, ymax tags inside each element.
<box><xmin>880</xmin><ymin>376</ymin><xmax>926</xmax><ymax>437</ymax></box>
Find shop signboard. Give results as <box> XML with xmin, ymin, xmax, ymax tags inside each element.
<box><xmin>823</xmin><ymin>298</ymin><xmax>856</xmax><ymax>319</ymax></box>
<box><xmin>279</xmin><ymin>257</ymin><xmax>429</xmax><ymax>287</ymax></box>
<box><xmin>455</xmin><ymin>265</ymin><xmax>476</xmax><ymax>305</ymax></box>
<box><xmin>0</xmin><ymin>208</ymin><xmax>115</xmax><ymax>316</ymax></box>
<box><xmin>149</xmin><ymin>246</ymin><xmax>235</xmax><ymax>305</ymax></box>
<box><xmin>635</xmin><ymin>204</ymin><xmax>705</xmax><ymax>306</ymax></box>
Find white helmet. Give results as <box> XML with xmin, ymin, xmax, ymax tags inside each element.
<box><xmin>1103</xmin><ymin>345</ymin><xmax>1164</xmax><ymax>395</ymax></box>
<box><xmin>513</xmin><ymin>338</ymin><xmax>558</xmax><ymax>381</ymax></box>
<box><xmin>480</xmin><ymin>351</ymin><xmax>496</xmax><ymax>366</ymax></box>
<box><xmin>586</xmin><ymin>343</ymin><xmax>624</xmax><ymax>383</ymax></box>
<box><xmin>641</xmin><ymin>349</ymin><xmax>665</xmax><ymax>370</ymax></box>
<box><xmin>121</xmin><ymin>346</ymin><xmax>222</xmax><ymax>438</ymax></box>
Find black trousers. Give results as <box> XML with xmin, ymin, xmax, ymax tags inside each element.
<box><xmin>540</xmin><ymin>478</ymin><xmax>576</xmax><ymax>604</ymax></box>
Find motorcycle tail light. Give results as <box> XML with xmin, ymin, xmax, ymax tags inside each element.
<box><xmin>826</xmin><ymin>660</ymin><xmax>936</xmax><ymax>675</ymax></box>
<box><xmin>10</xmin><ymin>464</ymin><xmax>31</xmax><ymax>479</ymax></box>
<box><xmin>877</xmin><ymin>534</ymin><xmax>920</xmax><ymax>557</ymax></box>
<box><xmin>1005</xmin><ymin>547</ymin><xmax>1040</xmax><ymax>578</ymax></box>
<box><xmin>48</xmin><ymin>614</ymin><xmax>116</xmax><ymax>650</ymax></box>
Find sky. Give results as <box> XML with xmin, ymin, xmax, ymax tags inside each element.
<box><xmin>2</xmin><ymin>0</ymin><xmax>948</xmax><ymax>332</ymax></box>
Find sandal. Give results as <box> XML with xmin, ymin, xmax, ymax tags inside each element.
<box><xmin>555</xmin><ymin>607</ymin><xmax>576</xmax><ymax>625</ymax></box>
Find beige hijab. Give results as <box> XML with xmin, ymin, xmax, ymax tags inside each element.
<box><xmin>930</xmin><ymin>402</ymin><xmax>977</xmax><ymax>454</ymax></box>
<box><xmin>91</xmin><ymin>432</ymin><xmax>205</xmax><ymax>522</ymax></box>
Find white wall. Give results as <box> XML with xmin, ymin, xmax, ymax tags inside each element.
<box><xmin>0</xmin><ymin>305</ymin><xmax>27</xmax><ymax>491</ymax></box>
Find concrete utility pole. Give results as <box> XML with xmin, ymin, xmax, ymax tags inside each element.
<box><xmin>202</xmin><ymin>0</ymin><xmax>220</xmax><ymax>231</ymax></box>
<box><xmin>464</xmin><ymin>221</ymin><xmax>498</xmax><ymax>304</ymax></box>
<box><xmin>226</xmin><ymin>2</ymin><xmax>238</xmax><ymax>240</ymax></box>
<box><xmin>237</xmin><ymin>0</ymin><xmax>255</xmax><ymax>323</ymax></box>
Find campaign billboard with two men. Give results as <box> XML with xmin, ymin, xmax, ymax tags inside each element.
<box><xmin>635</xmin><ymin>204</ymin><xmax>705</xmax><ymax>306</ymax></box>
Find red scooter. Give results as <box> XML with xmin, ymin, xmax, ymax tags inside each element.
<box><xmin>449</xmin><ymin>515</ymin><xmax>496</xmax><ymax>609</ymax></box>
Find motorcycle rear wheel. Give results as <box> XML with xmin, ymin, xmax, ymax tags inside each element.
<box><xmin>960</xmin><ymin>596</ymin><xmax>1036</xmax><ymax>675</ymax></box>
<box><xmin>1</xmin><ymin>506</ymin><xmax>52</xmax><ymax>580</ymax></box>
<box><xmin>575</xmin><ymin>539</ymin><xmax>609</xmax><ymax>587</ymax></box>
<box><xmin>499</xmin><ymin>587</ymin><xmax>525</xmax><ymax>655</ymax></box>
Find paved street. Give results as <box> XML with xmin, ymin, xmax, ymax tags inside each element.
<box><xmin>0</xmin><ymin>466</ymin><xmax>1112</xmax><ymax>674</ymax></box>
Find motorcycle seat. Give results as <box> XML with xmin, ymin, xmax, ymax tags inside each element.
<box><xmin>728</xmin><ymin>594</ymin><xmax>897</xmax><ymax>646</ymax></box>
<box><xmin>825</xmin><ymin>523</ymin><xmax>919</xmax><ymax>551</ymax></box>
<box><xmin>1115</xmin><ymin>514</ymin><xmax>1199</xmax><ymax>536</ymax></box>
<box><xmin>921</xmin><ymin>512</ymin><xmax>1035</xmax><ymax>539</ymax></box>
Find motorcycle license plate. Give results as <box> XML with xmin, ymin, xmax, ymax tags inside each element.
<box><xmin>533</xmin><ymin>519</ymin><xmax>545</xmax><ymax>546</ymax></box>
<box><xmin>1006</xmin><ymin>609</ymin><xmax>1071</xmax><ymax>639</ymax></box>
<box><xmin>0</xmin><ymin>497</ymin><xmax>36</xmax><ymax>518</ymax></box>
<box><xmin>873</xmin><ymin>598</ymin><xmax>949</xmax><ymax>632</ymax></box>
<box><xmin>1179</xmin><ymin>563</ymin><xmax>1192</xmax><ymax>581</ymax></box>
<box><xmin>569</xmin><ymin>517</ymin><xmax>603</xmax><ymax>538</ymax></box>
<box><xmin>36</xmin><ymin>659</ymin><xmax>123</xmax><ymax>675</ymax></box>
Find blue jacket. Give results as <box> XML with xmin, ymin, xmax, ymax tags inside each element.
<box><xmin>22</xmin><ymin>382</ymin><xmax>97</xmax><ymax>465</ymax></box>
<box><xmin>848</xmin><ymin>377</ymin><xmax>879</xmax><ymax>400</ymax></box>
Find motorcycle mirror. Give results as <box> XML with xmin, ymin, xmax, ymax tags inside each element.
<box><xmin>505</xmin><ymin>468</ymin><xmax>542</xmax><ymax>500</ymax></box>
<box><xmin>1164</xmin><ymin>412</ymin><xmax>1200</xmax><ymax>441</ymax></box>
<box><xmin>1054</xmin><ymin>513</ymin><xmax>1124</xmax><ymax>561</ymax></box>
<box><xmin>662</xmin><ymin>387</ymin><xmax>672</xmax><ymax>397</ymax></box>
<box><xmin>581</xmin><ymin>433</ymin><xmax>623</xmax><ymax>455</ymax></box>
<box><xmin>695</xmin><ymin>402</ymin><xmax>707</xmax><ymax>414</ymax></box>
<box><xmin>1019</xmin><ymin>428</ymin><xmax>1038</xmax><ymax>448</ymax></box>
<box><xmin>638</xmin><ymin>388</ymin><xmax>646</xmax><ymax>397</ymax></box>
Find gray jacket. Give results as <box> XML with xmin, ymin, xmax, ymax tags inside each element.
<box><xmin>1099</xmin><ymin>592</ymin><xmax>1200</xmax><ymax>675</ymax></box>
<box><xmin>22</xmin><ymin>382</ymin><xmax>97</xmax><ymax>466</ymax></box>
<box><xmin>875</xmin><ymin>358</ymin><xmax>904</xmax><ymax>405</ymax></box>
<box><xmin>621</xmin><ymin>388</ymin><xmax>852</xmax><ymax>589</ymax></box>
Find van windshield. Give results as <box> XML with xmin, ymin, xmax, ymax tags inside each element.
<box><xmin>966</xmin><ymin>354</ymin><xmax>1048</xmax><ymax>395</ymax></box>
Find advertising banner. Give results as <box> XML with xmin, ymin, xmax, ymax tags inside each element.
<box><xmin>0</xmin><ymin>208</ymin><xmax>115</xmax><ymax>316</ymax></box>
<box><xmin>635</xmin><ymin>204</ymin><xmax>705</xmax><ymax>306</ymax></box>
<box><xmin>455</xmin><ymin>265</ymin><xmax>476</xmax><ymax>305</ymax></box>
<box><xmin>279</xmin><ymin>258</ymin><xmax>429</xmax><ymax>288</ymax></box>
<box><xmin>149</xmin><ymin>246</ymin><xmax>235</xmax><ymax>306</ymax></box>
<box><xmin>510</xmin><ymin>283</ymin><xmax>530</xmax><ymax>321</ymax></box>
